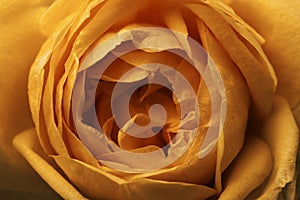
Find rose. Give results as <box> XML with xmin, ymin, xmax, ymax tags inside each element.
<box><xmin>1</xmin><ymin>0</ymin><xmax>298</xmax><ymax>198</ymax></box>
<box><xmin>0</xmin><ymin>0</ymin><xmax>299</xmax><ymax>200</ymax></box>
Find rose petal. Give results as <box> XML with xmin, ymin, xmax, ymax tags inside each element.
<box><xmin>163</xmin><ymin>7</ymin><xmax>188</xmax><ymax>35</ymax></box>
<box><xmin>59</xmin><ymin>0</ymin><xmax>151</xmax><ymax>128</ymax></box>
<box><xmin>39</xmin><ymin>1</ymin><xmax>108</xmax><ymax>157</ymax></box>
<box><xmin>119</xmin><ymin>50</ymin><xmax>200</xmax><ymax>92</ymax></box>
<box><xmin>129</xmin><ymin>146</ymin><xmax>217</xmax><ymax>185</ymax></box>
<box><xmin>42</xmin><ymin>61</ymin><xmax>69</xmax><ymax>155</ymax></box>
<box><xmin>40</xmin><ymin>0</ymin><xmax>92</xmax><ymax>35</ymax></box>
<box><xmin>258</xmin><ymin>95</ymin><xmax>299</xmax><ymax>199</ymax></box>
<box><xmin>201</xmin><ymin>0</ymin><xmax>277</xmax><ymax>88</ymax></box>
<box><xmin>12</xmin><ymin>129</ymin><xmax>84</xmax><ymax>199</ymax></box>
<box><xmin>73</xmin><ymin>0</ymin><xmax>150</xmax><ymax>57</ymax></box>
<box><xmin>53</xmin><ymin>0</ymin><xmax>106</xmax><ymax>129</ymax></box>
<box><xmin>124</xmin><ymin>178</ymin><xmax>216</xmax><ymax>200</ymax></box>
<box><xmin>202</xmin><ymin>0</ymin><xmax>265</xmax><ymax>44</ymax></box>
<box><xmin>218</xmin><ymin>136</ymin><xmax>273</xmax><ymax>200</ymax></box>
<box><xmin>62</xmin><ymin>120</ymin><xmax>101</xmax><ymax>168</ymax></box>
<box><xmin>118</xmin><ymin>126</ymin><xmax>165</xmax><ymax>151</ymax></box>
<box><xmin>293</xmin><ymin>106</ymin><xmax>300</xmax><ymax>127</ymax></box>
<box><xmin>98</xmin><ymin>57</ymin><xmax>149</xmax><ymax>83</ymax></box>
<box><xmin>187</xmin><ymin>3</ymin><xmax>275</xmax><ymax>118</ymax></box>
<box><xmin>53</xmin><ymin>155</ymin><xmax>126</xmax><ymax>199</ymax></box>
<box><xmin>198</xmin><ymin>21</ymin><xmax>250</xmax><ymax>192</ymax></box>
<box><xmin>28</xmin><ymin>13</ymin><xmax>74</xmax><ymax>155</ymax></box>
<box><xmin>225</xmin><ymin>0</ymin><xmax>300</xmax><ymax>110</ymax></box>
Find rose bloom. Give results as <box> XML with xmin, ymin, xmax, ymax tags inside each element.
<box><xmin>0</xmin><ymin>0</ymin><xmax>299</xmax><ymax>199</ymax></box>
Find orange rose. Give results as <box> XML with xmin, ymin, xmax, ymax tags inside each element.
<box><xmin>0</xmin><ymin>0</ymin><xmax>299</xmax><ymax>199</ymax></box>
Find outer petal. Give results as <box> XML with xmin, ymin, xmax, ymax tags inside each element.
<box><xmin>13</xmin><ymin>129</ymin><xmax>85</xmax><ymax>199</ymax></box>
<box><xmin>123</xmin><ymin>178</ymin><xmax>216</xmax><ymax>200</ymax></box>
<box><xmin>218</xmin><ymin>136</ymin><xmax>273</xmax><ymax>200</ymax></box>
<box><xmin>40</xmin><ymin>0</ymin><xmax>86</xmax><ymax>35</ymax></box>
<box><xmin>187</xmin><ymin>3</ymin><xmax>275</xmax><ymax>119</ymax></box>
<box><xmin>0</xmin><ymin>0</ymin><xmax>56</xmax><ymax>195</ymax></box>
<box><xmin>198</xmin><ymin>22</ymin><xmax>250</xmax><ymax>191</ymax></box>
<box><xmin>224</xmin><ymin>0</ymin><xmax>300</xmax><ymax>123</ymax></box>
<box><xmin>52</xmin><ymin>155</ymin><xmax>126</xmax><ymax>199</ymax></box>
<box><xmin>258</xmin><ymin>96</ymin><xmax>299</xmax><ymax>199</ymax></box>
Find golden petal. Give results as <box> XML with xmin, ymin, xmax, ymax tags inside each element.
<box><xmin>53</xmin><ymin>155</ymin><xmax>126</xmax><ymax>199</ymax></box>
<box><xmin>198</xmin><ymin>21</ymin><xmax>250</xmax><ymax>191</ymax></box>
<box><xmin>258</xmin><ymin>96</ymin><xmax>299</xmax><ymax>199</ymax></box>
<box><xmin>118</xmin><ymin>126</ymin><xmax>165</xmax><ymax>151</ymax></box>
<box><xmin>28</xmin><ymin>14</ymin><xmax>74</xmax><ymax>155</ymax></box>
<box><xmin>40</xmin><ymin>0</ymin><xmax>92</xmax><ymax>35</ymax></box>
<box><xmin>72</xmin><ymin>0</ymin><xmax>150</xmax><ymax>57</ymax></box>
<box><xmin>163</xmin><ymin>7</ymin><xmax>188</xmax><ymax>35</ymax></box>
<box><xmin>62</xmin><ymin>120</ymin><xmax>101</xmax><ymax>168</ymax></box>
<box><xmin>187</xmin><ymin>3</ymin><xmax>275</xmax><ymax>118</ymax></box>
<box><xmin>225</xmin><ymin>0</ymin><xmax>300</xmax><ymax>110</ymax></box>
<box><xmin>13</xmin><ymin>129</ymin><xmax>84</xmax><ymax>199</ymax></box>
<box><xmin>60</xmin><ymin>1</ymin><xmax>151</xmax><ymax>128</ymax></box>
<box><xmin>54</xmin><ymin>0</ymin><xmax>106</xmax><ymax>128</ymax></box>
<box><xmin>42</xmin><ymin>66</ymin><xmax>69</xmax><ymax>155</ymax></box>
<box><xmin>218</xmin><ymin>136</ymin><xmax>273</xmax><ymax>200</ymax></box>
<box><xmin>123</xmin><ymin>178</ymin><xmax>216</xmax><ymax>200</ymax></box>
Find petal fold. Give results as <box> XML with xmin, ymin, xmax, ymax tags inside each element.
<box><xmin>13</xmin><ymin>129</ymin><xmax>85</xmax><ymax>199</ymax></box>
<box><xmin>258</xmin><ymin>96</ymin><xmax>299</xmax><ymax>199</ymax></box>
<box><xmin>219</xmin><ymin>136</ymin><xmax>273</xmax><ymax>200</ymax></box>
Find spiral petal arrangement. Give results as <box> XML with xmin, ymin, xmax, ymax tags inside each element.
<box><xmin>10</xmin><ymin>0</ymin><xmax>292</xmax><ymax>199</ymax></box>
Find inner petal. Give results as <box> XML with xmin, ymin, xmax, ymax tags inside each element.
<box><xmin>94</xmin><ymin>49</ymin><xmax>200</xmax><ymax>153</ymax></box>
